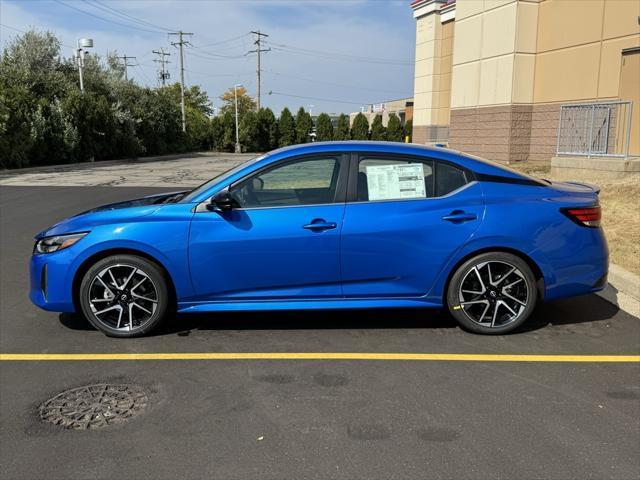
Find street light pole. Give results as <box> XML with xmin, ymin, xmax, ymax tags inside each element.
<box><xmin>75</xmin><ymin>38</ymin><xmax>93</xmax><ymax>93</ymax></box>
<box><xmin>234</xmin><ymin>83</ymin><xmax>243</xmax><ymax>153</ymax></box>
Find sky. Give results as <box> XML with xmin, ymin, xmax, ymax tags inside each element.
<box><xmin>0</xmin><ymin>0</ymin><xmax>416</xmax><ymax>115</ymax></box>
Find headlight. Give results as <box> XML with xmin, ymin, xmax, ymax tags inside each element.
<box><xmin>34</xmin><ymin>232</ymin><xmax>88</xmax><ymax>254</ymax></box>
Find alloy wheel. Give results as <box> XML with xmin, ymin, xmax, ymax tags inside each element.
<box><xmin>457</xmin><ymin>260</ymin><xmax>529</xmax><ymax>328</ymax></box>
<box><xmin>88</xmin><ymin>264</ymin><xmax>158</xmax><ymax>332</ymax></box>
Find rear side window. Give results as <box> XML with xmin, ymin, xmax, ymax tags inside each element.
<box><xmin>357</xmin><ymin>158</ymin><xmax>434</xmax><ymax>201</ymax></box>
<box><xmin>435</xmin><ymin>162</ymin><xmax>467</xmax><ymax>196</ymax></box>
<box><xmin>356</xmin><ymin>156</ymin><xmax>469</xmax><ymax>201</ymax></box>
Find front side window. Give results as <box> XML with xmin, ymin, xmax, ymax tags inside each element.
<box><xmin>230</xmin><ymin>156</ymin><xmax>340</xmax><ymax>208</ymax></box>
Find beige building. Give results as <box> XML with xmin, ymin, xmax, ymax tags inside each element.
<box><xmin>349</xmin><ymin>97</ymin><xmax>414</xmax><ymax>127</ymax></box>
<box><xmin>411</xmin><ymin>0</ymin><xmax>640</xmax><ymax>163</ymax></box>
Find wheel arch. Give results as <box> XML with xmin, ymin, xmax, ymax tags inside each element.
<box><xmin>442</xmin><ymin>247</ymin><xmax>545</xmax><ymax>304</ymax></box>
<box><xmin>71</xmin><ymin>248</ymin><xmax>178</xmax><ymax>312</ymax></box>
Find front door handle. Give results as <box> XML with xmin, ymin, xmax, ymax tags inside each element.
<box><xmin>303</xmin><ymin>219</ymin><xmax>337</xmax><ymax>231</ymax></box>
<box><xmin>442</xmin><ymin>210</ymin><xmax>477</xmax><ymax>223</ymax></box>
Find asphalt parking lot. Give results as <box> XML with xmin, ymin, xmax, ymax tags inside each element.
<box><xmin>1</xmin><ymin>158</ymin><xmax>639</xmax><ymax>480</ymax></box>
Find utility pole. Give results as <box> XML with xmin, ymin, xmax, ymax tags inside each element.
<box><xmin>116</xmin><ymin>54</ymin><xmax>136</xmax><ymax>81</ymax></box>
<box><xmin>248</xmin><ymin>31</ymin><xmax>270</xmax><ymax>111</ymax></box>
<box><xmin>169</xmin><ymin>31</ymin><xmax>193</xmax><ymax>132</ymax></box>
<box><xmin>152</xmin><ymin>48</ymin><xmax>171</xmax><ymax>87</ymax></box>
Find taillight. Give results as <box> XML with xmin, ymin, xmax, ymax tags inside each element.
<box><xmin>562</xmin><ymin>206</ymin><xmax>601</xmax><ymax>228</ymax></box>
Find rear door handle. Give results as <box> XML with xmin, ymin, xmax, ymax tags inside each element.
<box><xmin>303</xmin><ymin>219</ymin><xmax>337</xmax><ymax>231</ymax></box>
<box><xmin>442</xmin><ymin>210</ymin><xmax>477</xmax><ymax>223</ymax></box>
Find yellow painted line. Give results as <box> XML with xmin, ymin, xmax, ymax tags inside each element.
<box><xmin>0</xmin><ymin>353</ymin><xmax>638</xmax><ymax>362</ymax></box>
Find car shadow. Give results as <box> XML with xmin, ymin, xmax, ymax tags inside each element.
<box><xmin>58</xmin><ymin>293</ymin><xmax>620</xmax><ymax>337</ymax></box>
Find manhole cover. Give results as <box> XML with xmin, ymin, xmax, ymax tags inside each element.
<box><xmin>39</xmin><ymin>384</ymin><xmax>148</xmax><ymax>430</ymax></box>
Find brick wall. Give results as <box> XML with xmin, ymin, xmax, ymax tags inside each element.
<box><xmin>449</xmin><ymin>104</ymin><xmax>561</xmax><ymax>163</ymax></box>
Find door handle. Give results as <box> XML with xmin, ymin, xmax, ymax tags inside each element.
<box><xmin>303</xmin><ymin>220</ymin><xmax>337</xmax><ymax>231</ymax></box>
<box><xmin>442</xmin><ymin>210</ymin><xmax>477</xmax><ymax>223</ymax></box>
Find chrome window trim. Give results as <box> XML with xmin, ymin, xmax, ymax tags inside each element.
<box><xmin>194</xmin><ymin>181</ymin><xmax>478</xmax><ymax>213</ymax></box>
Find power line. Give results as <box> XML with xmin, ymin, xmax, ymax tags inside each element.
<box><xmin>185</xmin><ymin>69</ymin><xmax>253</xmax><ymax>78</ymax></box>
<box><xmin>134</xmin><ymin>64</ymin><xmax>153</xmax><ymax>85</ymax></box>
<box><xmin>266</xmin><ymin>41</ymin><xmax>413</xmax><ymax>66</ymax></box>
<box><xmin>169</xmin><ymin>31</ymin><xmax>193</xmax><ymax>132</ymax></box>
<box><xmin>267</xmin><ymin>91</ymin><xmax>367</xmax><ymax>107</ymax></box>
<box><xmin>247</xmin><ymin>30</ymin><xmax>270</xmax><ymax>110</ymax></box>
<box><xmin>186</xmin><ymin>45</ymin><xmax>246</xmax><ymax>60</ymax></box>
<box><xmin>193</xmin><ymin>33</ymin><xmax>251</xmax><ymax>49</ymax></box>
<box><xmin>53</xmin><ymin>0</ymin><xmax>166</xmax><ymax>34</ymax></box>
<box><xmin>262</xmin><ymin>70</ymin><xmax>411</xmax><ymax>97</ymax></box>
<box><xmin>83</xmin><ymin>0</ymin><xmax>175</xmax><ymax>32</ymax></box>
<box><xmin>0</xmin><ymin>23</ymin><xmax>76</xmax><ymax>49</ymax></box>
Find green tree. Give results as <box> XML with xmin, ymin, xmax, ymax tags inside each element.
<box><xmin>256</xmin><ymin>107</ymin><xmax>278</xmax><ymax>151</ymax></box>
<box><xmin>386</xmin><ymin>113</ymin><xmax>404</xmax><ymax>142</ymax></box>
<box><xmin>334</xmin><ymin>113</ymin><xmax>350</xmax><ymax>141</ymax></box>
<box><xmin>278</xmin><ymin>107</ymin><xmax>296</xmax><ymax>147</ymax></box>
<box><xmin>239</xmin><ymin>110</ymin><xmax>259</xmax><ymax>152</ymax></box>
<box><xmin>209</xmin><ymin>115</ymin><xmax>225</xmax><ymax>151</ymax></box>
<box><xmin>221</xmin><ymin>111</ymin><xmax>237</xmax><ymax>152</ymax></box>
<box><xmin>295</xmin><ymin>107</ymin><xmax>313</xmax><ymax>144</ymax></box>
<box><xmin>315</xmin><ymin>113</ymin><xmax>333</xmax><ymax>142</ymax></box>
<box><xmin>351</xmin><ymin>113</ymin><xmax>369</xmax><ymax>140</ymax></box>
<box><xmin>404</xmin><ymin>119</ymin><xmax>413</xmax><ymax>143</ymax></box>
<box><xmin>370</xmin><ymin>115</ymin><xmax>386</xmax><ymax>141</ymax></box>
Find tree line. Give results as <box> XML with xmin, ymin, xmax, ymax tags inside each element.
<box><xmin>0</xmin><ymin>30</ymin><xmax>412</xmax><ymax>170</ymax></box>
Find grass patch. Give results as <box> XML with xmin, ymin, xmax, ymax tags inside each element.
<box><xmin>509</xmin><ymin>163</ymin><xmax>640</xmax><ymax>274</ymax></box>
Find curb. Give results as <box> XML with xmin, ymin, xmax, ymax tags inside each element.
<box><xmin>597</xmin><ymin>263</ymin><xmax>640</xmax><ymax>318</ymax></box>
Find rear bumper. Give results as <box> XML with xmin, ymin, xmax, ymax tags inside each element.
<box><xmin>29</xmin><ymin>252</ymin><xmax>76</xmax><ymax>312</ymax></box>
<box><xmin>540</xmin><ymin>227</ymin><xmax>609</xmax><ymax>302</ymax></box>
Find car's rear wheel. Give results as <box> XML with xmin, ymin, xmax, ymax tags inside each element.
<box><xmin>446</xmin><ymin>252</ymin><xmax>537</xmax><ymax>334</ymax></box>
<box><xmin>79</xmin><ymin>255</ymin><xmax>169</xmax><ymax>337</ymax></box>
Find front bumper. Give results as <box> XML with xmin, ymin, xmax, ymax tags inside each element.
<box><xmin>30</xmin><ymin>251</ymin><xmax>77</xmax><ymax>312</ymax></box>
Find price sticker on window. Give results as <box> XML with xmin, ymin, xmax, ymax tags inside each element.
<box><xmin>365</xmin><ymin>163</ymin><xmax>426</xmax><ymax>201</ymax></box>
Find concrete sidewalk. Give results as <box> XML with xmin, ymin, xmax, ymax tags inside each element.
<box><xmin>0</xmin><ymin>152</ymin><xmax>254</xmax><ymax>188</ymax></box>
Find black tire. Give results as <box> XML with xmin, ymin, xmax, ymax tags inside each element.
<box><xmin>79</xmin><ymin>254</ymin><xmax>170</xmax><ymax>338</ymax></box>
<box><xmin>446</xmin><ymin>252</ymin><xmax>537</xmax><ymax>334</ymax></box>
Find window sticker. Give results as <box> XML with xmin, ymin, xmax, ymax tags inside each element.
<box><xmin>365</xmin><ymin>163</ymin><xmax>426</xmax><ymax>201</ymax></box>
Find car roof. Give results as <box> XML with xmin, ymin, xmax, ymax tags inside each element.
<box><xmin>265</xmin><ymin>141</ymin><xmax>524</xmax><ymax>178</ymax></box>
<box><xmin>268</xmin><ymin>141</ymin><xmax>457</xmax><ymax>157</ymax></box>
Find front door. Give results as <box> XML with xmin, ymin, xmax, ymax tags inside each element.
<box><xmin>340</xmin><ymin>154</ymin><xmax>485</xmax><ymax>298</ymax></box>
<box><xmin>188</xmin><ymin>154</ymin><xmax>347</xmax><ymax>301</ymax></box>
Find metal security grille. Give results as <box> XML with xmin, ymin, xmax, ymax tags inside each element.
<box><xmin>556</xmin><ymin>101</ymin><xmax>633</xmax><ymax>158</ymax></box>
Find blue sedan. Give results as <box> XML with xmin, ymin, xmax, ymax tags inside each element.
<box><xmin>30</xmin><ymin>142</ymin><xmax>608</xmax><ymax>337</ymax></box>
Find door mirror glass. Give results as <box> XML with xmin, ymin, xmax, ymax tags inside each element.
<box><xmin>208</xmin><ymin>187</ymin><xmax>235</xmax><ymax>212</ymax></box>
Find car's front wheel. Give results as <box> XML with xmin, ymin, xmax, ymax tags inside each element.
<box><xmin>446</xmin><ymin>252</ymin><xmax>537</xmax><ymax>334</ymax></box>
<box><xmin>79</xmin><ymin>254</ymin><xmax>169</xmax><ymax>337</ymax></box>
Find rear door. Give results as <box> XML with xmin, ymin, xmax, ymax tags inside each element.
<box><xmin>340</xmin><ymin>153</ymin><xmax>485</xmax><ymax>298</ymax></box>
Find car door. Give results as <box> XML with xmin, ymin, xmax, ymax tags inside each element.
<box><xmin>188</xmin><ymin>154</ymin><xmax>348</xmax><ymax>301</ymax></box>
<box><xmin>340</xmin><ymin>153</ymin><xmax>485</xmax><ymax>298</ymax></box>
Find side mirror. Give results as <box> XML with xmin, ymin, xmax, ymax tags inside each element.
<box><xmin>207</xmin><ymin>187</ymin><xmax>235</xmax><ymax>212</ymax></box>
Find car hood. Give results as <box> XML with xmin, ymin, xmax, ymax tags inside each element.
<box><xmin>35</xmin><ymin>191</ymin><xmax>187</xmax><ymax>239</ymax></box>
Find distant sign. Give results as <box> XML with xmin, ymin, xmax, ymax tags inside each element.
<box><xmin>372</xmin><ymin>103</ymin><xmax>386</xmax><ymax>113</ymax></box>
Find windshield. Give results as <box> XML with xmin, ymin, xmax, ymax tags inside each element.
<box><xmin>180</xmin><ymin>154</ymin><xmax>268</xmax><ymax>202</ymax></box>
<box><xmin>462</xmin><ymin>153</ymin><xmax>550</xmax><ymax>185</ymax></box>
